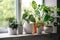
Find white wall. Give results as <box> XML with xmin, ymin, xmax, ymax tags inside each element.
<box><xmin>45</xmin><ymin>0</ymin><xmax>57</xmax><ymax>6</ymax></box>
<box><xmin>45</xmin><ymin>0</ymin><xmax>57</xmax><ymax>16</ymax></box>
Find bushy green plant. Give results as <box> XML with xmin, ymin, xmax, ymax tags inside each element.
<box><xmin>31</xmin><ymin>1</ymin><xmax>55</xmax><ymax>27</ymax></box>
<box><xmin>22</xmin><ymin>9</ymin><xmax>35</xmax><ymax>23</ymax></box>
<box><xmin>7</xmin><ymin>17</ymin><xmax>18</xmax><ymax>29</ymax></box>
<box><xmin>22</xmin><ymin>0</ymin><xmax>59</xmax><ymax>27</ymax></box>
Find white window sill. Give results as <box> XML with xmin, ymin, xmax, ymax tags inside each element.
<box><xmin>0</xmin><ymin>33</ymin><xmax>33</xmax><ymax>38</ymax></box>
<box><xmin>0</xmin><ymin>32</ymin><xmax>48</xmax><ymax>39</ymax></box>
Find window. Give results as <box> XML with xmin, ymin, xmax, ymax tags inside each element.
<box><xmin>0</xmin><ymin>0</ymin><xmax>16</xmax><ymax>28</ymax></box>
<box><xmin>0</xmin><ymin>0</ymin><xmax>16</xmax><ymax>33</ymax></box>
<box><xmin>0</xmin><ymin>0</ymin><xmax>43</xmax><ymax>33</ymax></box>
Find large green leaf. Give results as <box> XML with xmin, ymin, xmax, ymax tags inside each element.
<box><xmin>56</xmin><ymin>8</ymin><xmax>60</xmax><ymax>12</ymax></box>
<box><xmin>29</xmin><ymin>15</ymin><xmax>35</xmax><ymax>22</ymax></box>
<box><xmin>43</xmin><ymin>6</ymin><xmax>51</xmax><ymax>13</ymax></box>
<box><xmin>44</xmin><ymin>14</ymin><xmax>51</xmax><ymax>22</ymax></box>
<box><xmin>32</xmin><ymin>1</ymin><xmax>37</xmax><ymax>9</ymax></box>
<box><xmin>22</xmin><ymin>13</ymin><xmax>28</xmax><ymax>20</ymax></box>
<box><xmin>22</xmin><ymin>10</ymin><xmax>29</xmax><ymax>20</ymax></box>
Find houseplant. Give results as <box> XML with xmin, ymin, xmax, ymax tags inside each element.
<box><xmin>7</xmin><ymin>17</ymin><xmax>18</xmax><ymax>35</ymax></box>
<box><xmin>31</xmin><ymin>0</ymin><xmax>55</xmax><ymax>34</ymax></box>
<box><xmin>17</xmin><ymin>21</ymin><xmax>23</xmax><ymax>34</ymax></box>
<box><xmin>36</xmin><ymin>20</ymin><xmax>44</xmax><ymax>34</ymax></box>
<box><xmin>22</xmin><ymin>9</ymin><xmax>36</xmax><ymax>34</ymax></box>
<box><xmin>22</xmin><ymin>0</ymin><xmax>57</xmax><ymax>34</ymax></box>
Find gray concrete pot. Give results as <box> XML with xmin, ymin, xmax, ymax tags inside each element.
<box><xmin>44</xmin><ymin>26</ymin><xmax>53</xmax><ymax>33</ymax></box>
<box><xmin>37</xmin><ymin>27</ymin><xmax>42</xmax><ymax>34</ymax></box>
<box><xmin>52</xmin><ymin>26</ymin><xmax>57</xmax><ymax>33</ymax></box>
<box><xmin>17</xmin><ymin>26</ymin><xmax>23</xmax><ymax>34</ymax></box>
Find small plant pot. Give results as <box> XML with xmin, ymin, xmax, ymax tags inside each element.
<box><xmin>44</xmin><ymin>26</ymin><xmax>53</xmax><ymax>33</ymax></box>
<box><xmin>37</xmin><ymin>27</ymin><xmax>42</xmax><ymax>34</ymax></box>
<box><xmin>23</xmin><ymin>22</ymin><xmax>33</xmax><ymax>34</ymax></box>
<box><xmin>8</xmin><ymin>28</ymin><xmax>17</xmax><ymax>35</ymax></box>
<box><xmin>52</xmin><ymin>26</ymin><xmax>57</xmax><ymax>33</ymax></box>
<box><xmin>17</xmin><ymin>26</ymin><xmax>23</xmax><ymax>34</ymax></box>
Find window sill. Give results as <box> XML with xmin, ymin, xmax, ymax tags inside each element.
<box><xmin>0</xmin><ymin>32</ymin><xmax>48</xmax><ymax>39</ymax></box>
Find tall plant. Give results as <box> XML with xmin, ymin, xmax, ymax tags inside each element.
<box><xmin>31</xmin><ymin>1</ymin><xmax>55</xmax><ymax>25</ymax></box>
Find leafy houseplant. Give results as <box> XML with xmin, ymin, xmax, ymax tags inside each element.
<box><xmin>22</xmin><ymin>1</ymin><xmax>54</xmax><ymax>34</ymax></box>
<box><xmin>31</xmin><ymin>0</ymin><xmax>55</xmax><ymax>34</ymax></box>
<box><xmin>31</xmin><ymin>1</ymin><xmax>54</xmax><ymax>25</ymax></box>
<box><xmin>22</xmin><ymin>9</ymin><xmax>36</xmax><ymax>34</ymax></box>
<box><xmin>17</xmin><ymin>21</ymin><xmax>23</xmax><ymax>34</ymax></box>
<box><xmin>7</xmin><ymin>17</ymin><xmax>18</xmax><ymax>35</ymax></box>
<box><xmin>22</xmin><ymin>0</ymin><xmax>58</xmax><ymax>34</ymax></box>
<box><xmin>7</xmin><ymin>17</ymin><xmax>18</xmax><ymax>29</ymax></box>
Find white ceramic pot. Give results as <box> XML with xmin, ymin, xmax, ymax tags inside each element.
<box><xmin>17</xmin><ymin>26</ymin><xmax>23</xmax><ymax>34</ymax></box>
<box><xmin>23</xmin><ymin>22</ymin><xmax>33</xmax><ymax>34</ymax></box>
<box><xmin>8</xmin><ymin>28</ymin><xmax>17</xmax><ymax>35</ymax></box>
<box><xmin>44</xmin><ymin>26</ymin><xmax>53</xmax><ymax>33</ymax></box>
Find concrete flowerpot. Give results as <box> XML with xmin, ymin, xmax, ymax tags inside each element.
<box><xmin>37</xmin><ymin>27</ymin><xmax>42</xmax><ymax>34</ymax></box>
<box><xmin>17</xmin><ymin>26</ymin><xmax>23</xmax><ymax>34</ymax></box>
<box><xmin>52</xmin><ymin>26</ymin><xmax>57</xmax><ymax>33</ymax></box>
<box><xmin>44</xmin><ymin>26</ymin><xmax>53</xmax><ymax>33</ymax></box>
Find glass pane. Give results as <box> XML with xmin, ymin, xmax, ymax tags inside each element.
<box><xmin>0</xmin><ymin>0</ymin><xmax>16</xmax><ymax>28</ymax></box>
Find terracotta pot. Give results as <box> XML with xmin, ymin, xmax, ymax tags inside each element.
<box><xmin>32</xmin><ymin>22</ymin><xmax>37</xmax><ymax>34</ymax></box>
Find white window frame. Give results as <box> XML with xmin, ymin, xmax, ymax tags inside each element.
<box><xmin>16</xmin><ymin>0</ymin><xmax>21</xmax><ymax>24</ymax></box>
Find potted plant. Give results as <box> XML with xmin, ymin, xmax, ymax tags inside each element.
<box><xmin>41</xmin><ymin>5</ymin><xmax>55</xmax><ymax>33</ymax></box>
<box><xmin>22</xmin><ymin>0</ymin><xmax>57</xmax><ymax>34</ymax></box>
<box><xmin>36</xmin><ymin>20</ymin><xmax>44</xmax><ymax>34</ymax></box>
<box><xmin>22</xmin><ymin>10</ymin><xmax>36</xmax><ymax>34</ymax></box>
<box><xmin>31</xmin><ymin>0</ymin><xmax>55</xmax><ymax>34</ymax></box>
<box><xmin>7</xmin><ymin>17</ymin><xmax>18</xmax><ymax>35</ymax></box>
<box><xmin>17</xmin><ymin>21</ymin><xmax>23</xmax><ymax>34</ymax></box>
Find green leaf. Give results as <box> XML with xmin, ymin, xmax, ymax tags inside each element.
<box><xmin>22</xmin><ymin>13</ymin><xmax>28</xmax><ymax>20</ymax></box>
<box><xmin>56</xmin><ymin>8</ymin><xmax>60</xmax><ymax>12</ymax></box>
<box><xmin>32</xmin><ymin>1</ymin><xmax>37</xmax><ymax>9</ymax></box>
<box><xmin>29</xmin><ymin>15</ymin><xmax>35</xmax><ymax>22</ymax></box>
<box><xmin>22</xmin><ymin>10</ymin><xmax>29</xmax><ymax>20</ymax></box>
<box><xmin>44</xmin><ymin>14</ymin><xmax>51</xmax><ymax>22</ymax></box>
<box><xmin>43</xmin><ymin>6</ymin><xmax>51</xmax><ymax>13</ymax></box>
<box><xmin>35</xmin><ymin>9</ymin><xmax>40</xmax><ymax>16</ymax></box>
<box><xmin>49</xmin><ymin>17</ymin><xmax>54</xmax><ymax>23</ymax></box>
